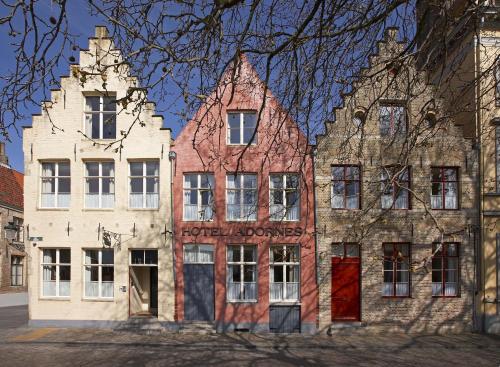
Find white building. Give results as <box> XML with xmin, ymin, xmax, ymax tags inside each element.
<box><xmin>23</xmin><ymin>26</ymin><xmax>174</xmax><ymax>327</ymax></box>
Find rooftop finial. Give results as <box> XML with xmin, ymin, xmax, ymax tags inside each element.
<box><xmin>95</xmin><ymin>26</ymin><xmax>109</xmax><ymax>38</ymax></box>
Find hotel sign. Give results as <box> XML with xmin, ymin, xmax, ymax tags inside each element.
<box><xmin>181</xmin><ymin>226</ymin><xmax>304</xmax><ymax>237</ymax></box>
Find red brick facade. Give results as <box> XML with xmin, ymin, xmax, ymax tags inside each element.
<box><xmin>172</xmin><ymin>56</ymin><xmax>317</xmax><ymax>333</ymax></box>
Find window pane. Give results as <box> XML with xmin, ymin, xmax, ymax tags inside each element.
<box><xmin>101</xmin><ymin>162</ymin><xmax>114</xmax><ymax>177</ymax></box>
<box><xmin>270</xmin><ymin>175</ymin><xmax>283</xmax><ymax>190</ymax></box>
<box><xmin>447</xmin><ymin>244</ymin><xmax>458</xmax><ymax>257</ymax></box>
<box><xmin>228</xmin><ymin>113</ymin><xmax>240</xmax><ymax>128</ymax></box>
<box><xmin>146</xmin><ymin>162</ymin><xmax>159</xmax><ymax>176</ymax></box>
<box><xmin>444</xmin><ymin>168</ymin><xmax>457</xmax><ymax>181</ymax></box>
<box><xmin>85</xmin><ymin>96</ymin><xmax>100</xmax><ymax>111</ymax></box>
<box><xmin>431</xmin><ymin>168</ymin><xmax>442</xmax><ymax>182</ymax></box>
<box><xmin>102</xmin><ymin>114</ymin><xmax>116</xmax><ymax>139</ymax></box>
<box><xmin>58</xmin><ymin>162</ymin><xmax>70</xmax><ymax>176</ymax></box>
<box><xmin>231</xmin><ymin>265</ymin><xmax>241</xmax><ymax>282</ymax></box>
<box><xmin>184</xmin><ymin>175</ymin><xmax>198</xmax><ymax>189</ymax></box>
<box><xmin>345</xmin><ymin>244</ymin><xmax>359</xmax><ymax>257</ymax></box>
<box><xmin>59</xmin><ymin>265</ymin><xmax>71</xmax><ymax>281</ymax></box>
<box><xmin>103</xmin><ymin>96</ymin><xmax>116</xmax><ymax>111</ymax></box>
<box><xmin>85</xmin><ymin>250</ymin><xmax>99</xmax><ymax>265</ymax></box>
<box><xmin>271</xmin><ymin>247</ymin><xmax>284</xmax><ymax>263</ymax></box>
<box><xmin>146</xmin><ymin>178</ymin><xmax>158</xmax><ymax>193</ymax></box>
<box><xmin>346</xmin><ymin>166</ymin><xmax>359</xmax><ymax>180</ymax></box>
<box><xmin>332</xmin><ymin>166</ymin><xmax>344</xmax><ymax>180</ymax></box>
<box><xmin>59</xmin><ymin>178</ymin><xmax>71</xmax><ymax>193</ymax></box>
<box><xmin>243</xmin><ymin>175</ymin><xmax>257</xmax><ymax>188</ymax></box>
<box><xmin>286</xmin><ymin>266</ymin><xmax>299</xmax><ymax>282</ymax></box>
<box><xmin>145</xmin><ymin>250</ymin><xmax>158</xmax><ymax>264</ymax></box>
<box><xmin>273</xmin><ymin>265</ymin><xmax>284</xmax><ymax>282</ymax></box>
<box><xmin>102</xmin><ymin>250</ymin><xmax>114</xmax><ymax>264</ymax></box>
<box><xmin>228</xmin><ymin>246</ymin><xmax>240</xmax><ymax>262</ymax></box>
<box><xmin>130</xmin><ymin>178</ymin><xmax>143</xmax><ymax>193</ymax></box>
<box><xmin>102</xmin><ymin>178</ymin><xmax>115</xmax><ymax>194</ymax></box>
<box><xmin>131</xmin><ymin>250</ymin><xmax>144</xmax><ymax>264</ymax></box>
<box><xmin>91</xmin><ymin>114</ymin><xmax>100</xmax><ymax>139</ymax></box>
<box><xmin>244</xmin><ymin>265</ymin><xmax>256</xmax><ymax>282</ymax></box>
<box><xmin>43</xmin><ymin>249</ymin><xmax>57</xmax><ymax>264</ymax></box>
<box><xmin>130</xmin><ymin>162</ymin><xmax>143</xmax><ymax>176</ymax></box>
<box><xmin>42</xmin><ymin>163</ymin><xmax>55</xmax><ymax>177</ymax></box>
<box><xmin>243</xmin><ymin>246</ymin><xmax>256</xmax><ymax>262</ymax></box>
<box><xmin>59</xmin><ymin>249</ymin><xmax>71</xmax><ymax>264</ymax></box>
<box><xmin>86</xmin><ymin>178</ymin><xmax>99</xmax><ymax>194</ymax></box>
<box><xmin>86</xmin><ymin>163</ymin><xmax>99</xmax><ymax>177</ymax></box>
<box><xmin>286</xmin><ymin>246</ymin><xmax>299</xmax><ymax>262</ymax></box>
<box><xmin>102</xmin><ymin>266</ymin><xmax>114</xmax><ymax>282</ymax></box>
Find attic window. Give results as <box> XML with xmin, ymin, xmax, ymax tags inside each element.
<box><xmin>228</xmin><ymin>111</ymin><xmax>257</xmax><ymax>145</ymax></box>
<box><xmin>353</xmin><ymin>109</ymin><xmax>366</xmax><ymax>128</ymax></box>
<box><xmin>425</xmin><ymin>111</ymin><xmax>437</xmax><ymax>128</ymax></box>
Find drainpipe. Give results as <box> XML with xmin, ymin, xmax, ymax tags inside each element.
<box><xmin>474</xmin><ymin>17</ymin><xmax>484</xmax><ymax>332</ymax></box>
<box><xmin>311</xmin><ymin>145</ymin><xmax>320</xmax><ymax>332</ymax></box>
<box><xmin>168</xmin><ymin>151</ymin><xmax>177</xmax><ymax>284</ymax></box>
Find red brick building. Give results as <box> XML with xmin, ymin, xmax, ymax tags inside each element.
<box><xmin>172</xmin><ymin>56</ymin><xmax>317</xmax><ymax>333</ymax></box>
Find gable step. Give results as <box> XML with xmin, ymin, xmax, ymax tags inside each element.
<box><xmin>178</xmin><ymin>321</ymin><xmax>217</xmax><ymax>334</ymax></box>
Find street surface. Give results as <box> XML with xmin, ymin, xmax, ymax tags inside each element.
<box><xmin>0</xmin><ymin>306</ymin><xmax>499</xmax><ymax>366</ymax></box>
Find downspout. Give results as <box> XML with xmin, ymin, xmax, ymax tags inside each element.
<box><xmin>474</xmin><ymin>18</ymin><xmax>484</xmax><ymax>332</ymax></box>
<box><xmin>311</xmin><ymin>145</ymin><xmax>320</xmax><ymax>331</ymax></box>
<box><xmin>168</xmin><ymin>150</ymin><xmax>177</xmax><ymax>319</ymax></box>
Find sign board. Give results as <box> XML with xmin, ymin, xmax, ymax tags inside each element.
<box><xmin>28</xmin><ymin>236</ymin><xmax>43</xmax><ymax>242</ymax></box>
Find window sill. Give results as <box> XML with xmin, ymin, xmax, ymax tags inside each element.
<box><xmin>431</xmin><ymin>295</ymin><xmax>460</xmax><ymax>299</ymax></box>
<box><xmin>382</xmin><ymin>296</ymin><xmax>411</xmax><ymax>299</ymax></box>
<box><xmin>127</xmin><ymin>208</ymin><xmax>160</xmax><ymax>211</ymax></box>
<box><xmin>82</xmin><ymin>298</ymin><xmax>115</xmax><ymax>302</ymax></box>
<box><xmin>269</xmin><ymin>219</ymin><xmax>301</xmax><ymax>222</ymax></box>
<box><xmin>227</xmin><ymin>300</ymin><xmax>258</xmax><ymax>304</ymax></box>
<box><xmin>182</xmin><ymin>219</ymin><xmax>214</xmax><ymax>222</ymax></box>
<box><xmin>37</xmin><ymin>207</ymin><xmax>70</xmax><ymax>211</ymax></box>
<box><xmin>269</xmin><ymin>300</ymin><xmax>301</xmax><ymax>305</ymax></box>
<box><xmin>226</xmin><ymin>143</ymin><xmax>257</xmax><ymax>147</ymax></box>
<box><xmin>225</xmin><ymin>219</ymin><xmax>258</xmax><ymax>223</ymax></box>
<box><xmin>39</xmin><ymin>297</ymin><xmax>71</xmax><ymax>301</ymax></box>
<box><xmin>484</xmin><ymin>192</ymin><xmax>500</xmax><ymax>197</ymax></box>
<box><xmin>82</xmin><ymin>208</ymin><xmax>115</xmax><ymax>212</ymax></box>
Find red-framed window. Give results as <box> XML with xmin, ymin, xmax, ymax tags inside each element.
<box><xmin>432</xmin><ymin>243</ymin><xmax>459</xmax><ymax>297</ymax></box>
<box><xmin>331</xmin><ymin>165</ymin><xmax>361</xmax><ymax>209</ymax></box>
<box><xmin>381</xmin><ymin>166</ymin><xmax>410</xmax><ymax>209</ymax></box>
<box><xmin>379</xmin><ymin>104</ymin><xmax>407</xmax><ymax>137</ymax></box>
<box><xmin>431</xmin><ymin>167</ymin><xmax>458</xmax><ymax>210</ymax></box>
<box><xmin>383</xmin><ymin>243</ymin><xmax>410</xmax><ymax>297</ymax></box>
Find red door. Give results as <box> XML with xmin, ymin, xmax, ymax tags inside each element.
<box><xmin>331</xmin><ymin>256</ymin><xmax>360</xmax><ymax>321</ymax></box>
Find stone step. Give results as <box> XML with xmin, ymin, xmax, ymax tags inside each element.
<box><xmin>115</xmin><ymin>318</ymin><xmax>169</xmax><ymax>335</ymax></box>
<box><xmin>178</xmin><ymin>321</ymin><xmax>217</xmax><ymax>334</ymax></box>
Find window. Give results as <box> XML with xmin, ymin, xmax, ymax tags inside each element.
<box><xmin>11</xmin><ymin>256</ymin><xmax>23</xmax><ymax>286</ymax></box>
<box><xmin>228</xmin><ymin>112</ymin><xmax>257</xmax><ymax>144</ymax></box>
<box><xmin>183</xmin><ymin>174</ymin><xmax>214</xmax><ymax>221</ymax></box>
<box><xmin>331</xmin><ymin>165</ymin><xmax>361</xmax><ymax>209</ymax></box>
<box><xmin>269</xmin><ymin>174</ymin><xmax>300</xmax><ymax>221</ymax></box>
<box><xmin>381</xmin><ymin>166</ymin><xmax>410</xmax><ymax>209</ymax></box>
<box><xmin>129</xmin><ymin>161</ymin><xmax>159</xmax><ymax>209</ymax></box>
<box><xmin>130</xmin><ymin>250</ymin><xmax>158</xmax><ymax>265</ymax></box>
<box><xmin>431</xmin><ymin>167</ymin><xmax>458</xmax><ymax>209</ymax></box>
<box><xmin>41</xmin><ymin>162</ymin><xmax>70</xmax><ymax>208</ymax></box>
<box><xmin>379</xmin><ymin>105</ymin><xmax>406</xmax><ymax>136</ymax></box>
<box><xmin>183</xmin><ymin>245</ymin><xmax>214</xmax><ymax>263</ymax></box>
<box><xmin>270</xmin><ymin>245</ymin><xmax>300</xmax><ymax>301</ymax></box>
<box><xmin>84</xmin><ymin>249</ymin><xmax>114</xmax><ymax>298</ymax></box>
<box><xmin>12</xmin><ymin>217</ymin><xmax>23</xmax><ymax>242</ymax></box>
<box><xmin>383</xmin><ymin>243</ymin><xmax>410</xmax><ymax>297</ymax></box>
<box><xmin>84</xmin><ymin>95</ymin><xmax>116</xmax><ymax>139</ymax></box>
<box><xmin>227</xmin><ymin>245</ymin><xmax>257</xmax><ymax>301</ymax></box>
<box><xmin>226</xmin><ymin>174</ymin><xmax>257</xmax><ymax>221</ymax></box>
<box><xmin>42</xmin><ymin>249</ymin><xmax>70</xmax><ymax>297</ymax></box>
<box><xmin>331</xmin><ymin>243</ymin><xmax>360</xmax><ymax>258</ymax></box>
<box><xmin>85</xmin><ymin>162</ymin><xmax>115</xmax><ymax>208</ymax></box>
<box><xmin>432</xmin><ymin>243</ymin><xmax>459</xmax><ymax>297</ymax></box>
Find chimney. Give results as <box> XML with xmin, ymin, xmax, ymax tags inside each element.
<box><xmin>95</xmin><ymin>26</ymin><xmax>109</xmax><ymax>38</ymax></box>
<box><xmin>0</xmin><ymin>142</ymin><xmax>8</xmax><ymax>166</ymax></box>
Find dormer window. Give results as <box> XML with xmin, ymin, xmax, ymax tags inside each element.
<box><xmin>84</xmin><ymin>95</ymin><xmax>116</xmax><ymax>140</ymax></box>
<box><xmin>228</xmin><ymin>112</ymin><xmax>257</xmax><ymax>145</ymax></box>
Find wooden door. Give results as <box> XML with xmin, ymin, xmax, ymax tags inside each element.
<box><xmin>331</xmin><ymin>256</ymin><xmax>360</xmax><ymax>321</ymax></box>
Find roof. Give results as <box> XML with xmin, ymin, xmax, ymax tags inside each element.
<box><xmin>0</xmin><ymin>165</ymin><xmax>23</xmax><ymax>211</ymax></box>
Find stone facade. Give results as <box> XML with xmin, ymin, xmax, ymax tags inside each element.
<box><xmin>315</xmin><ymin>29</ymin><xmax>477</xmax><ymax>333</ymax></box>
<box><xmin>23</xmin><ymin>27</ymin><xmax>173</xmax><ymax>326</ymax></box>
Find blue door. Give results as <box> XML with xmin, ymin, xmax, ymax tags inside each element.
<box><xmin>183</xmin><ymin>245</ymin><xmax>215</xmax><ymax>321</ymax></box>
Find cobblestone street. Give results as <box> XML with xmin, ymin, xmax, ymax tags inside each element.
<box><xmin>1</xmin><ymin>306</ymin><xmax>499</xmax><ymax>366</ymax></box>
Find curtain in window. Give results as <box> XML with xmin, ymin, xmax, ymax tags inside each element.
<box><xmin>41</xmin><ymin>163</ymin><xmax>55</xmax><ymax>207</ymax></box>
<box><xmin>444</xmin><ymin>182</ymin><xmax>457</xmax><ymax>209</ymax></box>
<box><xmin>226</xmin><ymin>190</ymin><xmax>239</xmax><ymax>220</ymax></box>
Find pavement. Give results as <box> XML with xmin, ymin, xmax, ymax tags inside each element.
<box><xmin>0</xmin><ymin>306</ymin><xmax>499</xmax><ymax>366</ymax></box>
<box><xmin>0</xmin><ymin>292</ymin><xmax>28</xmax><ymax>307</ymax></box>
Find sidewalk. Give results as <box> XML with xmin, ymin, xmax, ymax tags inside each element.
<box><xmin>0</xmin><ymin>292</ymin><xmax>28</xmax><ymax>307</ymax></box>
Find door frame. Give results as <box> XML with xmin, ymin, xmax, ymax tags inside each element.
<box><xmin>128</xmin><ymin>249</ymin><xmax>159</xmax><ymax>318</ymax></box>
<box><xmin>331</xmin><ymin>243</ymin><xmax>361</xmax><ymax>322</ymax></box>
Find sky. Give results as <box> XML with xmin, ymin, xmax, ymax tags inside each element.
<box><xmin>0</xmin><ymin>1</ymin><xmax>185</xmax><ymax>172</ymax></box>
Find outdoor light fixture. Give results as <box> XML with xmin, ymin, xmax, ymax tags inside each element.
<box><xmin>3</xmin><ymin>221</ymin><xmax>19</xmax><ymax>242</ymax></box>
<box><xmin>168</xmin><ymin>151</ymin><xmax>177</xmax><ymax>160</ymax></box>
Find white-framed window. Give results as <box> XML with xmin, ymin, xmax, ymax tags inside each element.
<box><xmin>12</xmin><ymin>216</ymin><xmax>24</xmax><ymax>242</ymax></box>
<box><xmin>11</xmin><ymin>256</ymin><xmax>23</xmax><ymax>286</ymax></box>
<box><xmin>129</xmin><ymin>161</ymin><xmax>159</xmax><ymax>209</ymax></box>
<box><xmin>84</xmin><ymin>95</ymin><xmax>116</xmax><ymax>139</ymax></box>
<box><xmin>227</xmin><ymin>245</ymin><xmax>257</xmax><ymax>302</ymax></box>
<box><xmin>130</xmin><ymin>249</ymin><xmax>158</xmax><ymax>265</ymax></box>
<box><xmin>226</xmin><ymin>174</ymin><xmax>258</xmax><ymax>221</ymax></box>
<box><xmin>84</xmin><ymin>249</ymin><xmax>114</xmax><ymax>299</ymax></box>
<box><xmin>84</xmin><ymin>161</ymin><xmax>115</xmax><ymax>209</ymax></box>
<box><xmin>40</xmin><ymin>161</ymin><xmax>71</xmax><ymax>208</ymax></box>
<box><xmin>269</xmin><ymin>174</ymin><xmax>300</xmax><ymax>221</ymax></box>
<box><xmin>270</xmin><ymin>245</ymin><xmax>300</xmax><ymax>302</ymax></box>
<box><xmin>227</xmin><ymin>111</ymin><xmax>257</xmax><ymax>145</ymax></box>
<box><xmin>183</xmin><ymin>174</ymin><xmax>214</xmax><ymax>221</ymax></box>
<box><xmin>41</xmin><ymin>249</ymin><xmax>70</xmax><ymax>297</ymax></box>
<box><xmin>183</xmin><ymin>244</ymin><xmax>214</xmax><ymax>264</ymax></box>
